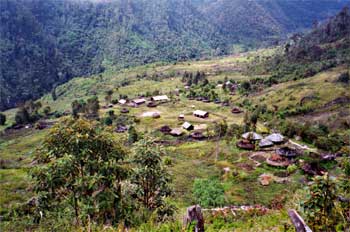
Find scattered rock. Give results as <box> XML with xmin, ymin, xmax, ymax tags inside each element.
<box><xmin>259</xmin><ymin>174</ymin><xmax>273</xmax><ymax>186</ymax></box>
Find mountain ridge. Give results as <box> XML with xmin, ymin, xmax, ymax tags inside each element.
<box><xmin>0</xmin><ymin>0</ymin><xmax>349</xmax><ymax>110</ymax></box>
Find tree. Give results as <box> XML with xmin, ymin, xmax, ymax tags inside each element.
<box><xmin>43</xmin><ymin>106</ymin><xmax>51</xmax><ymax>116</ymax></box>
<box><xmin>301</xmin><ymin>173</ymin><xmax>340</xmax><ymax>231</ymax></box>
<box><xmin>128</xmin><ymin>126</ymin><xmax>139</xmax><ymax>144</ymax></box>
<box><xmin>131</xmin><ymin>138</ymin><xmax>172</xmax><ymax>211</ymax></box>
<box><xmin>51</xmin><ymin>88</ymin><xmax>57</xmax><ymax>101</ymax></box>
<box><xmin>15</xmin><ymin>107</ymin><xmax>31</xmax><ymax>125</ymax></box>
<box><xmin>105</xmin><ymin>90</ymin><xmax>114</xmax><ymax>104</ymax></box>
<box><xmin>85</xmin><ymin>96</ymin><xmax>100</xmax><ymax>118</ymax></box>
<box><xmin>32</xmin><ymin>118</ymin><xmax>129</xmax><ymax>225</ymax></box>
<box><xmin>71</xmin><ymin>100</ymin><xmax>85</xmax><ymax>118</ymax></box>
<box><xmin>0</xmin><ymin>113</ymin><xmax>6</xmax><ymax>125</ymax></box>
<box><xmin>214</xmin><ymin>120</ymin><xmax>228</xmax><ymax>137</ymax></box>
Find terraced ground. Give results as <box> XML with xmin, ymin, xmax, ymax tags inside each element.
<box><xmin>0</xmin><ymin>49</ymin><xmax>349</xmax><ymax>231</ymax></box>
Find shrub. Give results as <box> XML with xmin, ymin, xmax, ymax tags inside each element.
<box><xmin>104</xmin><ymin>116</ymin><xmax>113</xmax><ymax>126</ymax></box>
<box><xmin>315</xmin><ymin>135</ymin><xmax>343</xmax><ymax>152</ymax></box>
<box><xmin>287</xmin><ymin>164</ymin><xmax>298</xmax><ymax>174</ymax></box>
<box><xmin>193</xmin><ymin>178</ymin><xmax>225</xmax><ymax>208</ymax></box>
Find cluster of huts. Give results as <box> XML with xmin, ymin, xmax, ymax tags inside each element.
<box><xmin>117</xmin><ymin>95</ymin><xmax>170</xmax><ymax>108</ymax></box>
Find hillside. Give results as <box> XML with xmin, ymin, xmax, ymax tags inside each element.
<box><xmin>1</xmin><ymin>48</ymin><xmax>349</xmax><ymax>231</ymax></box>
<box><xmin>1</xmin><ymin>0</ymin><xmax>349</xmax><ymax>110</ymax></box>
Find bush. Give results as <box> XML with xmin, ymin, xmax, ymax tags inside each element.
<box><xmin>104</xmin><ymin>116</ymin><xmax>113</xmax><ymax>126</ymax></box>
<box><xmin>315</xmin><ymin>135</ymin><xmax>343</xmax><ymax>152</ymax></box>
<box><xmin>193</xmin><ymin>178</ymin><xmax>225</xmax><ymax>208</ymax></box>
<box><xmin>287</xmin><ymin>164</ymin><xmax>298</xmax><ymax>174</ymax></box>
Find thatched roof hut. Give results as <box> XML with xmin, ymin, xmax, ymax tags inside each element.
<box><xmin>147</xmin><ymin>101</ymin><xmax>157</xmax><ymax>107</ymax></box>
<box><xmin>190</xmin><ymin>131</ymin><xmax>205</xmax><ymax>140</ymax></box>
<box><xmin>276</xmin><ymin>147</ymin><xmax>298</xmax><ymax>158</ymax></box>
<box><xmin>266</xmin><ymin>133</ymin><xmax>284</xmax><ymax>144</ymax></box>
<box><xmin>259</xmin><ymin>139</ymin><xmax>274</xmax><ymax>148</ymax></box>
<box><xmin>120</xmin><ymin>108</ymin><xmax>129</xmax><ymax>114</ymax></box>
<box><xmin>160</xmin><ymin>125</ymin><xmax>172</xmax><ymax>134</ymax></box>
<box><xmin>242</xmin><ymin>132</ymin><xmax>263</xmax><ymax>141</ymax></box>
<box><xmin>231</xmin><ymin>107</ymin><xmax>242</xmax><ymax>114</ymax></box>
<box><xmin>236</xmin><ymin>139</ymin><xmax>255</xmax><ymax>150</ymax></box>
<box><xmin>152</xmin><ymin>112</ymin><xmax>161</xmax><ymax>118</ymax></box>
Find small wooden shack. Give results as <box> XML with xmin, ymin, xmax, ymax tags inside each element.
<box><xmin>170</xmin><ymin>128</ymin><xmax>184</xmax><ymax>136</ymax></box>
<box><xmin>193</xmin><ymin>110</ymin><xmax>209</xmax><ymax>118</ymax></box>
<box><xmin>118</xmin><ymin>99</ymin><xmax>127</xmax><ymax>105</ymax></box>
<box><xmin>182</xmin><ymin>122</ymin><xmax>194</xmax><ymax>131</ymax></box>
<box><xmin>151</xmin><ymin>95</ymin><xmax>169</xmax><ymax>102</ymax></box>
<box><xmin>132</xmin><ymin>98</ymin><xmax>146</xmax><ymax>106</ymax></box>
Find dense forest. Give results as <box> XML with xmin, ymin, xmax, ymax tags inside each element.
<box><xmin>0</xmin><ymin>0</ymin><xmax>349</xmax><ymax>110</ymax></box>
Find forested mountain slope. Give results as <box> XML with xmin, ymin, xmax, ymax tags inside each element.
<box><xmin>0</xmin><ymin>0</ymin><xmax>349</xmax><ymax>110</ymax></box>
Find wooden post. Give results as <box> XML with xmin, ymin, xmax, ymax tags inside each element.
<box><xmin>183</xmin><ymin>205</ymin><xmax>205</xmax><ymax>232</ymax></box>
<box><xmin>288</xmin><ymin>209</ymin><xmax>312</xmax><ymax>232</ymax></box>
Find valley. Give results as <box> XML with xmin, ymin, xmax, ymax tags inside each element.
<box><xmin>0</xmin><ymin>2</ymin><xmax>350</xmax><ymax>232</ymax></box>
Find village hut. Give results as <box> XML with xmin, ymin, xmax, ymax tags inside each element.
<box><xmin>202</xmin><ymin>98</ymin><xmax>210</xmax><ymax>103</ymax></box>
<box><xmin>115</xmin><ymin>125</ymin><xmax>128</xmax><ymax>133</ymax></box>
<box><xmin>301</xmin><ymin>162</ymin><xmax>326</xmax><ymax>176</ymax></box>
<box><xmin>118</xmin><ymin>99</ymin><xmax>127</xmax><ymax>105</ymax></box>
<box><xmin>160</xmin><ymin>125</ymin><xmax>172</xmax><ymax>134</ymax></box>
<box><xmin>266</xmin><ymin>154</ymin><xmax>290</xmax><ymax>168</ymax></box>
<box><xmin>236</xmin><ymin>139</ymin><xmax>255</xmax><ymax>150</ymax></box>
<box><xmin>170</xmin><ymin>128</ymin><xmax>183</xmax><ymax>136</ymax></box>
<box><xmin>151</xmin><ymin>95</ymin><xmax>169</xmax><ymax>102</ymax></box>
<box><xmin>242</xmin><ymin>132</ymin><xmax>263</xmax><ymax>141</ymax></box>
<box><xmin>222</xmin><ymin>102</ymin><xmax>230</xmax><ymax>107</ymax></box>
<box><xmin>132</xmin><ymin>98</ymin><xmax>146</xmax><ymax>106</ymax></box>
<box><xmin>178</xmin><ymin>114</ymin><xmax>185</xmax><ymax>120</ymax></box>
<box><xmin>108</xmin><ymin>103</ymin><xmax>114</xmax><ymax>108</ymax></box>
<box><xmin>147</xmin><ymin>101</ymin><xmax>157</xmax><ymax>107</ymax></box>
<box><xmin>266</xmin><ymin>133</ymin><xmax>284</xmax><ymax>144</ymax></box>
<box><xmin>152</xmin><ymin>112</ymin><xmax>161</xmax><ymax>118</ymax></box>
<box><xmin>259</xmin><ymin>138</ymin><xmax>274</xmax><ymax>148</ymax></box>
<box><xmin>231</xmin><ymin>107</ymin><xmax>242</xmax><ymax>114</ymax></box>
<box><xmin>276</xmin><ymin>147</ymin><xmax>298</xmax><ymax>158</ymax></box>
<box><xmin>120</xmin><ymin>108</ymin><xmax>129</xmax><ymax>114</ymax></box>
<box><xmin>190</xmin><ymin>131</ymin><xmax>205</xmax><ymax>140</ymax></box>
<box><xmin>182</xmin><ymin>122</ymin><xmax>194</xmax><ymax>131</ymax></box>
<box><xmin>193</xmin><ymin>110</ymin><xmax>209</xmax><ymax>118</ymax></box>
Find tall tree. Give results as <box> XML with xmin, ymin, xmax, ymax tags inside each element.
<box><xmin>32</xmin><ymin>118</ymin><xmax>129</xmax><ymax>225</ymax></box>
<box><xmin>131</xmin><ymin>138</ymin><xmax>172</xmax><ymax>211</ymax></box>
